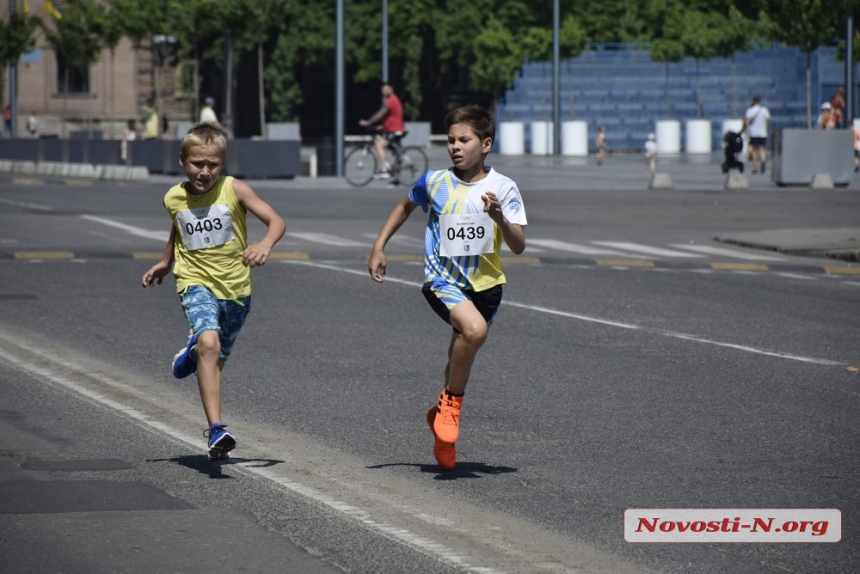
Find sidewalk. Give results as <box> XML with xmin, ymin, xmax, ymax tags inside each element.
<box><xmin>717</xmin><ymin>228</ymin><xmax>860</xmax><ymax>262</ymax></box>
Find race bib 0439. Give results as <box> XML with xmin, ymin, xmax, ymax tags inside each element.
<box><xmin>439</xmin><ymin>213</ymin><xmax>494</xmax><ymax>257</ymax></box>
<box><xmin>176</xmin><ymin>204</ymin><xmax>234</xmax><ymax>251</ymax></box>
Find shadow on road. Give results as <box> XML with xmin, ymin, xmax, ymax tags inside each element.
<box><xmin>367</xmin><ymin>461</ymin><xmax>518</xmax><ymax>480</ymax></box>
<box><xmin>149</xmin><ymin>455</ymin><xmax>285</xmax><ymax>479</ymax></box>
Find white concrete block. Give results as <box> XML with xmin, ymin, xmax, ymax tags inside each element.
<box><xmin>810</xmin><ymin>173</ymin><xmax>834</xmax><ymax>189</ymax></box>
<box><xmin>725</xmin><ymin>173</ymin><xmax>749</xmax><ymax>189</ymax></box>
<box><xmin>12</xmin><ymin>161</ymin><xmax>37</xmax><ymax>174</ymax></box>
<box><xmin>649</xmin><ymin>172</ymin><xmax>674</xmax><ymax>189</ymax></box>
<box><xmin>127</xmin><ymin>166</ymin><xmax>150</xmax><ymax>181</ymax></box>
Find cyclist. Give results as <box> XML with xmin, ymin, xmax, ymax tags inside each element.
<box><xmin>359</xmin><ymin>83</ymin><xmax>404</xmax><ymax>180</ymax></box>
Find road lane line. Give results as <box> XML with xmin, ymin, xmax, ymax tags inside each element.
<box><xmin>0</xmin><ymin>197</ymin><xmax>52</xmax><ymax>211</ymax></box>
<box><xmin>591</xmin><ymin>241</ymin><xmax>704</xmax><ymax>258</ymax></box>
<box><xmin>529</xmin><ymin>238</ymin><xmax>643</xmax><ymax>256</ymax></box>
<box><xmin>285</xmin><ymin>260</ymin><xmax>844</xmax><ymax>366</ymax></box>
<box><xmin>287</xmin><ymin>232</ymin><xmax>366</xmax><ymax>247</ymax></box>
<box><xmin>0</xmin><ymin>340</ymin><xmax>495</xmax><ymax>574</ymax></box>
<box><xmin>80</xmin><ymin>214</ymin><xmax>170</xmax><ymax>242</ymax></box>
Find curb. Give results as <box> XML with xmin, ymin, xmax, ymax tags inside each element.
<box><xmin>0</xmin><ymin>160</ymin><xmax>149</xmax><ymax>182</ymax></box>
<box><xmin>718</xmin><ymin>238</ymin><xmax>860</xmax><ymax>263</ymax></box>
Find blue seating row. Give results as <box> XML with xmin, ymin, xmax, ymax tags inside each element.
<box><xmin>498</xmin><ymin>44</ymin><xmax>852</xmax><ymax>151</ymax></box>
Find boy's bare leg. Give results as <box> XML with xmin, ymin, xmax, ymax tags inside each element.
<box><xmin>195</xmin><ymin>330</ymin><xmax>224</xmax><ymax>425</ymax></box>
<box><xmin>445</xmin><ymin>302</ymin><xmax>489</xmax><ymax>395</ymax></box>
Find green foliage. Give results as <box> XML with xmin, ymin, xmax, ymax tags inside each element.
<box><xmin>40</xmin><ymin>0</ymin><xmax>106</xmax><ymax>73</ymax></box>
<box><xmin>764</xmin><ymin>0</ymin><xmax>855</xmax><ymax>55</ymax></box>
<box><xmin>0</xmin><ymin>9</ymin><xmax>39</xmax><ymax>67</ymax></box>
<box><xmin>40</xmin><ymin>0</ymin><xmax>860</xmax><ymax>126</ymax></box>
<box><xmin>560</xmin><ymin>15</ymin><xmax>588</xmax><ymax>59</ymax></box>
<box><xmin>470</xmin><ymin>17</ymin><xmax>522</xmax><ymax>99</ymax></box>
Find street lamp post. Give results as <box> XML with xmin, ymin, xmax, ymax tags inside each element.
<box><xmin>382</xmin><ymin>0</ymin><xmax>388</xmax><ymax>83</ymax></box>
<box><xmin>9</xmin><ymin>0</ymin><xmax>18</xmax><ymax>137</ymax></box>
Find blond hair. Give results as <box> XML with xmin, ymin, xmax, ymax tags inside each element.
<box><xmin>180</xmin><ymin>123</ymin><xmax>226</xmax><ymax>161</ymax></box>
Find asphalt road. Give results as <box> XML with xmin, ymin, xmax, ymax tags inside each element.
<box><xmin>1</xmin><ymin>156</ymin><xmax>858</xmax><ymax>573</ymax></box>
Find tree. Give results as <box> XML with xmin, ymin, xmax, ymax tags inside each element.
<box><xmin>470</xmin><ymin>17</ymin><xmax>523</xmax><ymax>108</ymax></box>
<box><xmin>99</xmin><ymin>0</ymin><xmax>150</xmax><ymax>138</ymax></box>
<box><xmin>0</xmin><ymin>4</ymin><xmax>39</xmax><ymax>114</ymax></box>
<box><xmin>679</xmin><ymin>9</ymin><xmax>730</xmax><ymax>118</ymax></box>
<box><xmin>40</xmin><ymin>0</ymin><xmax>107</xmax><ymax>136</ymax></box>
<box><xmin>266</xmin><ymin>1</ymin><xmax>334</xmax><ymax>123</ymax></box>
<box><xmin>764</xmin><ymin>0</ymin><xmax>860</xmax><ymax>128</ymax></box>
<box><xmin>646</xmin><ymin>0</ymin><xmax>686</xmax><ymax>119</ymax></box>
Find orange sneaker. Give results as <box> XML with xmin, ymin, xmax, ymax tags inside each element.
<box><xmin>426</xmin><ymin>407</ymin><xmax>456</xmax><ymax>471</ymax></box>
<box><xmin>433</xmin><ymin>389</ymin><xmax>462</xmax><ymax>444</ymax></box>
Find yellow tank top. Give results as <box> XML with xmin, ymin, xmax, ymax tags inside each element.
<box><xmin>163</xmin><ymin>176</ymin><xmax>251</xmax><ymax>299</ymax></box>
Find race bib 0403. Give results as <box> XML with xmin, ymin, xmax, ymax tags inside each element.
<box><xmin>439</xmin><ymin>213</ymin><xmax>494</xmax><ymax>257</ymax></box>
<box><xmin>176</xmin><ymin>204</ymin><xmax>234</xmax><ymax>251</ymax></box>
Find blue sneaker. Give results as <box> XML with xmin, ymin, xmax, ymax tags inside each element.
<box><xmin>172</xmin><ymin>332</ymin><xmax>198</xmax><ymax>379</ymax></box>
<box><xmin>204</xmin><ymin>423</ymin><xmax>236</xmax><ymax>460</ymax></box>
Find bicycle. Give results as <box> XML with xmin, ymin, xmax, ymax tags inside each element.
<box><xmin>344</xmin><ymin>128</ymin><xmax>429</xmax><ymax>187</ymax></box>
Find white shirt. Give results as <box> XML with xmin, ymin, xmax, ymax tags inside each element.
<box><xmin>200</xmin><ymin>106</ymin><xmax>218</xmax><ymax>125</ymax></box>
<box><xmin>645</xmin><ymin>141</ymin><xmax>657</xmax><ymax>157</ymax></box>
<box><xmin>744</xmin><ymin>104</ymin><xmax>770</xmax><ymax>138</ymax></box>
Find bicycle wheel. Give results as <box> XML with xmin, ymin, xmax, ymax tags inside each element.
<box><xmin>396</xmin><ymin>146</ymin><xmax>429</xmax><ymax>187</ymax></box>
<box><xmin>344</xmin><ymin>145</ymin><xmax>378</xmax><ymax>187</ymax></box>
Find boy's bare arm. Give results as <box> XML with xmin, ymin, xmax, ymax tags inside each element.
<box><xmin>482</xmin><ymin>192</ymin><xmax>526</xmax><ymax>255</ymax></box>
<box><xmin>233</xmin><ymin>179</ymin><xmax>286</xmax><ymax>267</ymax></box>
<box><xmin>142</xmin><ymin>225</ymin><xmax>176</xmax><ymax>287</ymax></box>
<box><xmin>368</xmin><ymin>196</ymin><xmax>417</xmax><ymax>283</ymax></box>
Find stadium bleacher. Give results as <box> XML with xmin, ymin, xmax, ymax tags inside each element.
<box><xmin>496</xmin><ymin>45</ymin><xmax>852</xmax><ymax>152</ymax></box>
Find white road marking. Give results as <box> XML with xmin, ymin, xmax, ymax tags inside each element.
<box><xmin>668</xmin><ymin>243</ymin><xmax>785</xmax><ymax>261</ymax></box>
<box><xmin>286</xmin><ymin>260</ymin><xmax>844</xmax><ymax>367</ymax></box>
<box><xmin>287</xmin><ymin>232</ymin><xmax>366</xmax><ymax>247</ymax></box>
<box><xmin>363</xmin><ymin>233</ymin><xmax>424</xmax><ymax>248</ymax></box>
<box><xmin>776</xmin><ymin>273</ymin><xmax>816</xmax><ymax>280</ymax></box>
<box><xmin>0</xmin><ymin>341</ymin><xmax>496</xmax><ymax>574</ymax></box>
<box><xmin>0</xmin><ymin>197</ymin><xmax>52</xmax><ymax>211</ymax></box>
<box><xmin>591</xmin><ymin>241</ymin><xmax>704</xmax><ymax>258</ymax></box>
<box><xmin>529</xmin><ymin>239</ymin><xmax>645</xmax><ymax>257</ymax></box>
<box><xmin>80</xmin><ymin>215</ymin><xmax>169</xmax><ymax>241</ymax></box>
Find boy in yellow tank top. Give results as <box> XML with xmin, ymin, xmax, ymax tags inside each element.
<box><xmin>141</xmin><ymin>124</ymin><xmax>285</xmax><ymax>459</ymax></box>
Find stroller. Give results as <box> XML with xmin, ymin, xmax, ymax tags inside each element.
<box><xmin>721</xmin><ymin>130</ymin><xmax>744</xmax><ymax>173</ymax></box>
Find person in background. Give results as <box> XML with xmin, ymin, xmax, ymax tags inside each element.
<box><xmin>854</xmin><ymin>122</ymin><xmax>859</xmax><ymax>173</ymax></box>
<box><xmin>3</xmin><ymin>105</ymin><xmax>12</xmax><ymax>137</ymax></box>
<box><xmin>141</xmin><ymin>97</ymin><xmax>160</xmax><ymax>139</ymax></box>
<box><xmin>26</xmin><ymin>111</ymin><xmax>39</xmax><ymax>138</ymax></box>
<box><xmin>830</xmin><ymin>86</ymin><xmax>846</xmax><ymax>128</ymax></box>
<box><xmin>121</xmin><ymin>119</ymin><xmax>138</xmax><ymax>162</ymax></box>
<box><xmin>743</xmin><ymin>95</ymin><xmax>770</xmax><ymax>174</ymax></box>
<box><xmin>199</xmin><ymin>97</ymin><xmax>231</xmax><ymax>137</ymax></box>
<box><xmin>595</xmin><ymin>125</ymin><xmax>607</xmax><ymax>166</ymax></box>
<box><xmin>817</xmin><ymin>102</ymin><xmax>836</xmax><ymax>130</ymax></box>
<box><xmin>644</xmin><ymin>132</ymin><xmax>658</xmax><ymax>173</ymax></box>
<box><xmin>359</xmin><ymin>83</ymin><xmax>405</xmax><ymax>179</ymax></box>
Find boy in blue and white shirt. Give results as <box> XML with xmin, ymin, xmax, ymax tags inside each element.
<box><xmin>368</xmin><ymin>105</ymin><xmax>527</xmax><ymax>471</ymax></box>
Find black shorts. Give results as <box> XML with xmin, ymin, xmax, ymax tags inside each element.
<box><xmin>749</xmin><ymin>137</ymin><xmax>767</xmax><ymax>148</ymax></box>
<box><xmin>422</xmin><ymin>282</ymin><xmax>503</xmax><ymax>332</ymax></box>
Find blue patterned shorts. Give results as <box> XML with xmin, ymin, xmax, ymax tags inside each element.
<box><xmin>178</xmin><ymin>285</ymin><xmax>251</xmax><ymax>362</ymax></box>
